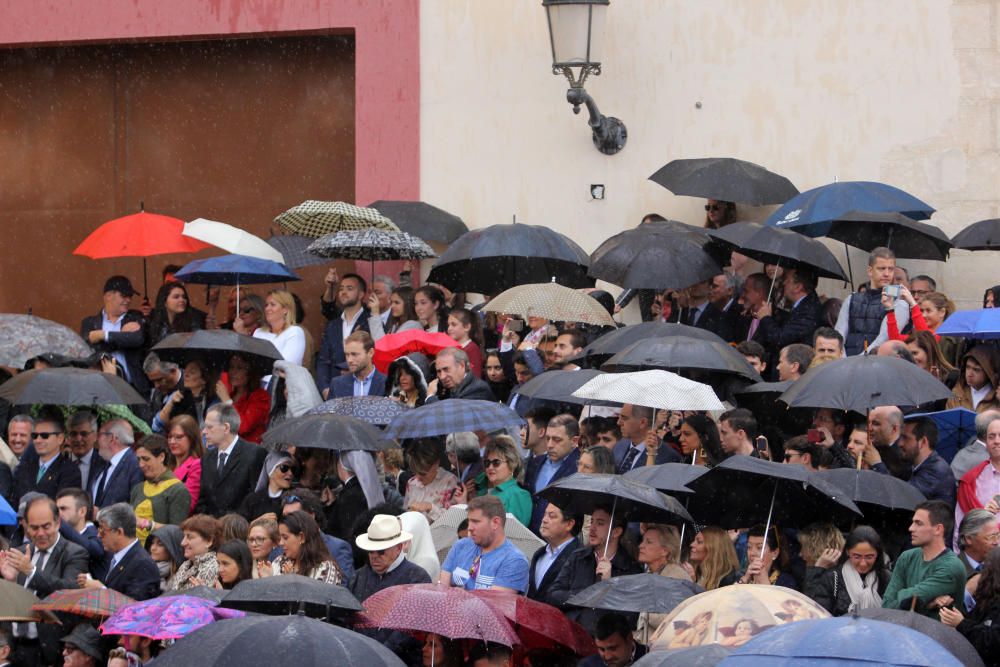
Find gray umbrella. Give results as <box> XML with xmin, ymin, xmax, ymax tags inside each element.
<box><xmin>219</xmin><ymin>574</ymin><xmax>363</xmax><ymax>618</ymax></box>
<box><xmin>368</xmin><ymin>200</ymin><xmax>469</xmax><ymax>244</ymax></box>
<box><xmin>266</xmin><ymin>234</ymin><xmax>329</xmax><ymax>269</ymax></box>
<box><xmin>261</xmin><ymin>413</ymin><xmax>392</xmax><ymax>452</ymax></box>
<box><xmin>307</xmin><ymin>228</ymin><xmax>436</xmax><ymax>262</ymax></box>
<box><xmin>0</xmin><ymin>314</ymin><xmax>94</xmax><ymax>369</ymax></box>
<box><xmin>951</xmin><ymin>216</ymin><xmax>1000</xmax><ymax>251</ymax></box>
<box><xmin>0</xmin><ymin>367</ymin><xmax>146</xmax><ymax>406</ymax></box>
<box><xmin>649</xmin><ymin>157</ymin><xmax>798</xmax><ymax>206</ymax></box>
<box><xmin>600</xmin><ymin>337</ymin><xmax>762</xmax><ymax>382</ymax></box>
<box><xmin>707</xmin><ymin>222</ymin><xmax>847</xmax><ymax>281</ymax></box>
<box><xmin>570</xmin><ymin>322</ymin><xmax>725</xmax><ymax>369</ymax></box>
<box><xmin>151</xmin><ymin>330</ymin><xmax>282</xmax><ymax>376</ymax></box>
<box><xmin>567</xmin><ymin>573</ymin><xmax>704</xmax><ymax>614</ymax></box>
<box><xmin>633</xmin><ymin>645</ymin><xmax>731</xmax><ymax>667</ymax></box>
<box><xmin>856</xmin><ymin>608</ymin><xmax>985</xmax><ymax>667</ymax></box>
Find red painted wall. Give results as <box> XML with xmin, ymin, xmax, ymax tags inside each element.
<box><xmin>0</xmin><ymin>0</ymin><xmax>420</xmax><ymax>205</ymax></box>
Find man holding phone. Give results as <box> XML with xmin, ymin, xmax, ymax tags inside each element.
<box><xmin>835</xmin><ymin>247</ymin><xmax>910</xmax><ymax>356</ymax></box>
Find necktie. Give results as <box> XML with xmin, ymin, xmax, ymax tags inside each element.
<box><xmin>35</xmin><ymin>549</ymin><xmax>48</xmax><ymax>574</ymax></box>
<box><xmin>36</xmin><ymin>464</ymin><xmax>47</xmax><ymax>483</ymax></box>
<box><xmin>218</xmin><ymin>451</ymin><xmax>229</xmax><ymax>472</ymax></box>
<box><xmin>747</xmin><ymin>318</ymin><xmax>760</xmax><ymax>341</ymax></box>
<box><xmin>95</xmin><ymin>470</ymin><xmax>108</xmax><ymax>504</ymax></box>
<box><xmin>618</xmin><ymin>445</ymin><xmax>641</xmax><ymax>474</ymax></box>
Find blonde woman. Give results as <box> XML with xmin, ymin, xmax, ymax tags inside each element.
<box><xmin>250</xmin><ymin>289</ymin><xmax>306</xmax><ymax>366</ymax></box>
<box><xmin>686</xmin><ymin>526</ymin><xmax>740</xmax><ymax>590</ymax></box>
<box><xmin>636</xmin><ymin>524</ymin><xmax>691</xmax><ymax>641</ymax></box>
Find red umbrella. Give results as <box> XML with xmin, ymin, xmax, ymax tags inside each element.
<box><xmin>373</xmin><ymin>330</ymin><xmax>459</xmax><ymax>373</ymax></box>
<box><xmin>473</xmin><ymin>589</ymin><xmax>596</xmax><ymax>657</ymax></box>
<box><xmin>355</xmin><ymin>583</ymin><xmax>519</xmax><ymax>646</ymax></box>
<box><xmin>74</xmin><ymin>210</ymin><xmax>211</xmax><ymax>295</ymax></box>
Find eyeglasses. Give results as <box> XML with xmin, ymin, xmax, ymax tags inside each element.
<box><xmin>704</xmin><ymin>204</ymin><xmax>723</xmax><ymax>212</ymax></box>
<box><xmin>32</xmin><ymin>431</ymin><xmax>62</xmax><ymax>440</ymax></box>
<box><xmin>68</xmin><ymin>430</ymin><xmax>93</xmax><ymax>438</ymax></box>
<box><xmin>848</xmin><ymin>553</ymin><xmax>877</xmax><ymax>562</ymax></box>
<box><xmin>276</xmin><ymin>464</ymin><xmax>294</xmax><ymax>474</ymax></box>
<box><xmin>483</xmin><ymin>458</ymin><xmax>505</xmax><ymax>468</ymax></box>
<box><xmin>247</xmin><ymin>536</ymin><xmax>270</xmax><ymax>545</ymax></box>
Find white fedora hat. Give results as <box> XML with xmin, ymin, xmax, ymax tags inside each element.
<box><xmin>355</xmin><ymin>514</ymin><xmax>413</xmax><ymax>552</ymax></box>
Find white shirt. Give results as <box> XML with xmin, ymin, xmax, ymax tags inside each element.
<box><xmin>253</xmin><ymin>326</ymin><xmax>306</xmax><ymax>366</ymax></box>
<box><xmin>342</xmin><ymin>308</ymin><xmax>364</xmax><ymax>342</ymax></box>
<box><xmin>100</xmin><ymin>309</ymin><xmax>130</xmax><ymax>379</ymax></box>
<box><xmin>217</xmin><ymin>434</ymin><xmax>239</xmax><ymax>468</ymax></box>
<box><xmin>74</xmin><ymin>449</ymin><xmax>95</xmax><ymax>490</ymax></box>
<box><xmin>972</xmin><ymin>383</ymin><xmax>993</xmax><ymax>410</ymax></box>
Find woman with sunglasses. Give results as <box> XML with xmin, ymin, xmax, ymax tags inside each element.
<box><xmin>238</xmin><ymin>452</ymin><xmax>295</xmax><ymax>522</ymax></box>
<box><xmin>803</xmin><ymin>525</ymin><xmax>889</xmax><ymax>616</ymax></box>
<box><xmin>480</xmin><ymin>435</ymin><xmax>532</xmax><ymax>527</ymax></box>
<box><xmin>233</xmin><ymin>294</ymin><xmax>266</xmax><ymax>336</ymax></box>
<box><xmin>704</xmin><ymin>199</ymin><xmax>737</xmax><ymax>229</ymax></box>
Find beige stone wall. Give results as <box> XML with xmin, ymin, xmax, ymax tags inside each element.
<box><xmin>420</xmin><ymin>1</ymin><xmax>998</xmax><ymax>306</ymax></box>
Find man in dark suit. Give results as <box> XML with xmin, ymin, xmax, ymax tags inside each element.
<box><xmin>79</xmin><ymin>275</ymin><xmax>149</xmax><ymax>396</ymax></box>
<box><xmin>524</xmin><ymin>414</ymin><xmax>582</xmax><ymax>534</ymax></box>
<box><xmin>1</xmin><ymin>496</ymin><xmax>89</xmax><ymax>667</ymax></box>
<box><xmin>11</xmin><ymin>412</ymin><xmax>82</xmax><ymax>506</ymax></box>
<box><xmin>195</xmin><ymin>404</ymin><xmax>267</xmax><ymax>517</ymax></box>
<box><xmin>710</xmin><ymin>272</ymin><xmax>744</xmax><ymax>343</ymax></box>
<box><xmin>317</xmin><ymin>273</ymin><xmax>371</xmax><ymax>398</ymax></box>
<box><xmin>91</xmin><ymin>420</ymin><xmax>143</xmax><ymax>511</ymax></box>
<box><xmin>751</xmin><ymin>267</ymin><xmax>822</xmax><ymax>374</ymax></box>
<box><xmin>66</xmin><ymin>411</ymin><xmax>106</xmax><ymax>494</ymax></box>
<box><xmin>527</xmin><ymin>503</ymin><xmax>580</xmax><ymax>603</ymax></box>
<box><xmin>675</xmin><ymin>280</ymin><xmax>732</xmax><ymax>341</ymax></box>
<box><xmin>77</xmin><ymin>503</ymin><xmax>160</xmax><ymax>601</ymax></box>
<box><xmin>56</xmin><ymin>488</ymin><xmax>105</xmax><ymax>575</ymax></box>
<box><xmin>612</xmin><ymin>404</ymin><xmax>680</xmax><ymax>475</ymax></box>
<box><xmin>425</xmin><ymin>348</ymin><xmax>495</xmax><ymax>402</ymax></box>
<box><xmin>328</xmin><ymin>331</ymin><xmax>387</xmax><ymax>399</ymax></box>
<box><xmin>956</xmin><ymin>508</ymin><xmax>997</xmax><ymax>578</ymax></box>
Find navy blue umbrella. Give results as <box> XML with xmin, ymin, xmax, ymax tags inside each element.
<box><xmin>765</xmin><ymin>181</ymin><xmax>934</xmax><ymax>234</ymax></box>
<box><xmin>721</xmin><ymin>616</ymin><xmax>963</xmax><ymax>667</ymax></box>
<box><xmin>905</xmin><ymin>408</ymin><xmax>977</xmax><ymax>463</ymax></box>
<box><xmin>0</xmin><ymin>495</ymin><xmax>16</xmax><ymax>526</ymax></box>
<box><xmin>174</xmin><ymin>254</ymin><xmax>300</xmax><ymax>285</ymax></box>
<box><xmin>383</xmin><ymin>399</ymin><xmax>525</xmax><ymax>441</ymax></box>
<box><xmin>937</xmin><ymin>308</ymin><xmax>1000</xmax><ymax>339</ymax></box>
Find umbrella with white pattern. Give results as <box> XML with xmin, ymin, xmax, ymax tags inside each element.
<box><xmin>483</xmin><ymin>283</ymin><xmax>615</xmax><ymax>327</ymax></box>
<box><xmin>274</xmin><ymin>200</ymin><xmax>398</xmax><ymax>238</ymax></box>
<box><xmin>182</xmin><ymin>218</ymin><xmax>285</xmax><ymax>263</ymax></box>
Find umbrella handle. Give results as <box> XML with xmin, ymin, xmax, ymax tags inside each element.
<box><xmin>765</xmin><ymin>258</ymin><xmax>781</xmax><ymax>304</ymax></box>
<box><xmin>603</xmin><ymin>496</ymin><xmax>618</xmax><ymax>560</ymax></box>
<box><xmin>761</xmin><ymin>485</ymin><xmax>777</xmax><ymax>561</ymax></box>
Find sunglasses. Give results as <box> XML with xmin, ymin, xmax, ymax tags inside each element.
<box><xmin>276</xmin><ymin>464</ymin><xmax>294</xmax><ymax>474</ymax></box>
<box><xmin>483</xmin><ymin>458</ymin><xmax>505</xmax><ymax>468</ymax></box>
<box><xmin>704</xmin><ymin>204</ymin><xmax>724</xmax><ymax>212</ymax></box>
<box><xmin>33</xmin><ymin>431</ymin><xmax>62</xmax><ymax>439</ymax></box>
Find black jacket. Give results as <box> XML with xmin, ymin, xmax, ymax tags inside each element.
<box><xmin>523</xmin><ymin>449</ymin><xmax>581</xmax><ymax>534</ymax></box>
<box><xmin>548</xmin><ymin>544</ymin><xmax>642</xmax><ymax>633</ymax></box>
<box><xmin>426</xmin><ymin>372</ymin><xmax>496</xmax><ymax>403</ymax></box>
<box><xmin>327</xmin><ymin>476</ymin><xmax>369</xmax><ymax>545</ymax></box>
<box><xmin>957</xmin><ymin>600</ymin><xmax>1000</xmax><ymax>667</ymax></box>
<box><xmin>101</xmin><ymin>540</ymin><xmax>162</xmax><ymax>601</ymax></box>
<box><xmin>80</xmin><ymin>309</ymin><xmax>150</xmax><ymax>395</ymax></box>
<box><xmin>195</xmin><ymin>438</ymin><xmax>267</xmax><ymax>517</ymax></box>
<box><xmin>527</xmin><ymin>537</ymin><xmax>580</xmax><ymax>604</ymax></box>
<box><xmin>802</xmin><ymin>564</ymin><xmax>888</xmax><ymax>617</ymax></box>
<box><xmin>238</xmin><ymin>489</ymin><xmax>284</xmax><ymax>523</ymax></box>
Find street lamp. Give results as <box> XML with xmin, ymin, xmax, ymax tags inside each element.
<box><xmin>542</xmin><ymin>0</ymin><xmax>626</xmax><ymax>155</ymax></box>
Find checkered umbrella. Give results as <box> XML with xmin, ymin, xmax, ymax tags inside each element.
<box><xmin>307</xmin><ymin>396</ymin><xmax>412</xmax><ymax>427</ymax></box>
<box><xmin>383</xmin><ymin>399</ymin><xmax>524</xmax><ymax>441</ymax></box>
<box><xmin>34</xmin><ymin>588</ymin><xmax>135</xmax><ymax>619</ymax></box>
<box><xmin>307</xmin><ymin>228</ymin><xmax>436</xmax><ymax>261</ymax></box>
<box><xmin>266</xmin><ymin>234</ymin><xmax>329</xmax><ymax>269</ymax></box>
<box><xmin>273</xmin><ymin>200</ymin><xmax>399</xmax><ymax>238</ymax></box>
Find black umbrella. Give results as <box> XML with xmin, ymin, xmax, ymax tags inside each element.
<box><xmin>733</xmin><ymin>380</ymin><xmax>793</xmax><ymax>413</ymax></box>
<box><xmin>685</xmin><ymin>457</ymin><xmax>861</xmax><ymax>546</ymax></box>
<box><xmin>266</xmin><ymin>234</ymin><xmax>329</xmax><ymax>269</ymax></box>
<box><xmin>827</xmin><ymin>211</ymin><xmax>953</xmax><ymax>261</ymax></box>
<box><xmin>0</xmin><ymin>367</ymin><xmax>146</xmax><ymax>406</ymax></box>
<box><xmin>819</xmin><ymin>468</ymin><xmax>926</xmax><ymax>529</ymax></box>
<box><xmin>600</xmin><ymin>337</ymin><xmax>761</xmax><ymax>382</ymax></box>
<box><xmin>570</xmin><ymin>322</ymin><xmax>724</xmax><ymax>369</ymax></box>
<box><xmin>633</xmin><ymin>644</ymin><xmax>731</xmax><ymax>667</ymax></box>
<box><xmin>567</xmin><ymin>573</ymin><xmax>703</xmax><ymax>615</ymax></box>
<box><xmin>514</xmin><ymin>369</ymin><xmax>616</xmax><ymax>406</ymax></box>
<box><xmin>151</xmin><ymin>330</ymin><xmax>283</xmax><ymax>376</ymax></box>
<box><xmin>368</xmin><ymin>200</ymin><xmax>469</xmax><ymax>244</ymax></box>
<box><xmin>219</xmin><ymin>574</ymin><xmax>363</xmax><ymax>618</ymax></box>
<box><xmin>143</xmin><ymin>614</ymin><xmax>403</xmax><ymax>667</ymax></box>
<box><xmin>589</xmin><ymin>220</ymin><xmax>723</xmax><ymax>290</ymax></box>
<box><xmin>778</xmin><ymin>355</ymin><xmax>952</xmax><ymax>413</ymax></box>
<box><xmin>648</xmin><ymin>157</ymin><xmax>799</xmax><ymax>206</ymax></box>
<box><xmin>856</xmin><ymin>608</ymin><xmax>985</xmax><ymax>667</ymax></box>
<box><xmin>623</xmin><ymin>463</ymin><xmax>706</xmax><ymax>495</ymax></box>
<box><xmin>951</xmin><ymin>217</ymin><xmax>1000</xmax><ymax>251</ymax></box>
<box><xmin>427</xmin><ymin>223</ymin><xmax>592</xmax><ymax>293</ymax></box>
<box><xmin>707</xmin><ymin>222</ymin><xmax>847</xmax><ymax>281</ymax></box>
<box><xmin>261</xmin><ymin>414</ymin><xmax>391</xmax><ymax>452</ymax></box>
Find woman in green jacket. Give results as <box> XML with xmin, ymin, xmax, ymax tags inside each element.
<box><xmin>131</xmin><ymin>434</ymin><xmax>192</xmax><ymax>544</ymax></box>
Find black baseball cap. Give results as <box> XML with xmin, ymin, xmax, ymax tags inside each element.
<box><xmin>103</xmin><ymin>275</ymin><xmax>137</xmax><ymax>296</ymax></box>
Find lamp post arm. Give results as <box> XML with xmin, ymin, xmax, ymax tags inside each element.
<box><xmin>565</xmin><ymin>85</ymin><xmax>627</xmax><ymax>155</ymax></box>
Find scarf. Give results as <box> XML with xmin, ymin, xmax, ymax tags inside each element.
<box><xmin>841</xmin><ymin>563</ymin><xmax>882</xmax><ymax>613</ymax></box>
<box><xmin>957</xmin><ymin>459</ymin><xmax>992</xmax><ymax>513</ymax></box>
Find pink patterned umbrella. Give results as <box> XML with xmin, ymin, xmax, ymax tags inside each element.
<box><xmin>100</xmin><ymin>595</ymin><xmax>244</xmax><ymax>640</ymax></box>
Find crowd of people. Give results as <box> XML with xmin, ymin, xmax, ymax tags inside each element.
<box><xmin>1</xmin><ymin>211</ymin><xmax>1000</xmax><ymax>667</ymax></box>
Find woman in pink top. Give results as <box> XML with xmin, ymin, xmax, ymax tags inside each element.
<box><xmin>167</xmin><ymin>414</ymin><xmax>204</xmax><ymax>515</ymax></box>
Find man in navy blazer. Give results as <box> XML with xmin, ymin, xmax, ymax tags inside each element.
<box><xmin>612</xmin><ymin>404</ymin><xmax>680</xmax><ymax>475</ymax></box>
<box><xmin>316</xmin><ymin>273</ymin><xmax>371</xmax><ymax>397</ymax></box>
<box><xmin>195</xmin><ymin>404</ymin><xmax>267</xmax><ymax>517</ymax></box>
<box><xmin>91</xmin><ymin>420</ymin><xmax>143</xmax><ymax>511</ymax></box>
<box><xmin>79</xmin><ymin>275</ymin><xmax>150</xmax><ymax>395</ymax></box>
<box><xmin>78</xmin><ymin>503</ymin><xmax>160</xmax><ymax>601</ymax></box>
<box><xmin>328</xmin><ymin>331</ymin><xmax>387</xmax><ymax>399</ymax></box>
<box><xmin>11</xmin><ymin>412</ymin><xmax>82</xmax><ymax>505</ymax></box>
<box><xmin>528</xmin><ymin>503</ymin><xmax>580</xmax><ymax>604</ymax></box>
<box><xmin>523</xmin><ymin>414</ymin><xmax>582</xmax><ymax>534</ymax></box>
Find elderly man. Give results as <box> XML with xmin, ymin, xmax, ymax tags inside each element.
<box><xmin>143</xmin><ymin>353</ymin><xmax>182</xmax><ymax>415</ymax></box>
<box><xmin>91</xmin><ymin>420</ymin><xmax>142</xmax><ymax>511</ymax></box>
<box><xmin>957</xmin><ymin>509</ymin><xmax>999</xmax><ymax>578</ymax></box>
<box><xmin>446</xmin><ymin>431</ymin><xmax>483</xmax><ymax>500</ymax></box>
<box><xmin>66</xmin><ymin>411</ymin><xmax>105</xmax><ymax>493</ymax></box>
<box><xmin>952</xmin><ymin>410</ymin><xmax>1000</xmax><ymax>480</ymax></box>
<box><xmin>524</xmin><ymin>414</ymin><xmax>582</xmax><ymax>533</ymax></box>
<box><xmin>77</xmin><ymin>503</ymin><xmax>160</xmax><ymax>601</ymax></box>
<box><xmin>80</xmin><ymin>275</ymin><xmax>148</xmax><ymax>393</ymax></box>
<box><xmin>876</xmin><ymin>339</ymin><xmax>915</xmax><ymax>362</ymax></box>
<box><xmin>11</xmin><ymin>410</ymin><xmax>81</xmax><ymax>504</ymax></box>
<box><xmin>368</xmin><ymin>274</ymin><xmax>396</xmax><ymax>328</ymax></box>
<box><xmin>426</xmin><ymin>347</ymin><xmax>495</xmax><ymax>402</ymax></box>
<box><xmin>439</xmin><ymin>496</ymin><xmax>529</xmax><ymax>592</ymax></box>
<box><xmin>867</xmin><ymin>406</ymin><xmax>910</xmax><ymax>480</ymax></box>
<box><xmin>836</xmin><ymin>247</ymin><xmax>909</xmax><ymax>356</ymax></box>
<box><xmin>195</xmin><ymin>404</ymin><xmax>267</xmax><ymax>517</ymax></box>
<box><xmin>60</xmin><ymin>624</ymin><xmax>103</xmax><ymax>667</ymax></box>
<box><xmin>734</xmin><ymin>273</ymin><xmax>770</xmax><ymax>342</ymax></box>
<box><xmin>956</xmin><ymin>415</ymin><xmax>1000</xmax><ymax>542</ymax></box>
<box><xmin>898</xmin><ymin>417</ymin><xmax>956</xmax><ymax>506</ymax></box>
<box><xmin>328</xmin><ymin>331</ymin><xmax>386</xmax><ymax>399</ymax></box>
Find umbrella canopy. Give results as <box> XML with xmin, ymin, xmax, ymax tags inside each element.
<box><xmin>143</xmin><ymin>614</ymin><xmax>405</xmax><ymax>667</ymax></box>
<box><xmin>266</xmin><ymin>234</ymin><xmax>329</xmax><ymax>269</ymax></box>
<box><xmin>777</xmin><ymin>355</ymin><xmax>952</xmax><ymax>412</ymax></box>
<box><xmin>634</xmin><ymin>645</ymin><xmax>731</xmax><ymax>667</ymax></box>
<box><xmin>685</xmin><ymin>457</ymin><xmax>861</xmax><ymax>529</ymax></box>
<box><xmin>368</xmin><ymin>200</ymin><xmax>469</xmax><ymax>244</ymax></box>
<box><xmin>0</xmin><ymin>580</ymin><xmax>57</xmax><ymax>622</ymax></box>
<box><xmin>600</xmin><ymin>338</ymin><xmax>762</xmax><ymax>383</ymax></box>
<box><xmin>572</xmin><ymin>370</ymin><xmax>725</xmax><ymax>411</ymax></box>
<box><xmin>719</xmin><ymin>615</ymin><xmax>962</xmax><ymax>667</ymax></box>
<box><xmin>937</xmin><ymin>308</ymin><xmax>1000</xmax><ymax>339</ymax></box>
<box><xmin>571</xmin><ymin>322</ymin><xmax>725</xmax><ymax>369</ymax></box>
<box><xmin>819</xmin><ymin>468</ymin><xmax>926</xmax><ymax>528</ymax></box>
<box><xmin>34</xmin><ymin>588</ymin><xmax>134</xmax><ymax>619</ymax></box>
<box><xmin>174</xmin><ymin>254</ymin><xmax>300</xmax><ymax>286</ymax></box>
<box><xmin>0</xmin><ymin>314</ymin><xmax>94</xmax><ymax>369</ymax></box>
<box><xmin>707</xmin><ymin>222</ymin><xmax>847</xmax><ymax>281</ymax></box>
<box><xmin>856</xmin><ymin>607</ymin><xmax>985</xmax><ymax>667</ymax></box>
<box><xmin>624</xmin><ymin>463</ymin><xmax>708</xmax><ymax>495</ymax></box>
<box><xmin>473</xmin><ymin>589</ymin><xmax>596</xmax><ymax>656</ymax></box>
<box><xmin>483</xmin><ymin>283</ymin><xmax>616</xmax><ymax>327</ymax></box>
<box><xmin>383</xmin><ymin>399</ymin><xmax>525</xmax><ymax>441</ymax></box>
<box><xmin>74</xmin><ymin>211</ymin><xmax>210</xmax><ymax>259</ymax></box>
<box><xmin>0</xmin><ymin>367</ymin><xmax>147</xmax><ymax>406</ymax></box>
<box><xmin>648</xmin><ymin>157</ymin><xmax>798</xmax><ymax>206</ymax></box>
<box><xmin>373</xmin><ymin>330</ymin><xmax>458</xmax><ymax>374</ymax></box>
<box><xmin>649</xmin><ymin>585</ymin><xmax>829</xmax><ymax>650</ymax></box>
<box><xmin>537</xmin><ymin>473</ymin><xmax>694</xmax><ymax>525</ymax></box>
<box><xmin>219</xmin><ymin>574</ymin><xmax>363</xmax><ymax>618</ymax></box>
<box><xmin>430</xmin><ymin>506</ymin><xmax>543</xmax><ymax>564</ymax></box>
<box><xmin>273</xmin><ymin>200</ymin><xmax>399</xmax><ymax>238</ymax></box>
<box><xmin>182</xmin><ymin>218</ymin><xmax>285</xmax><ymax>263</ymax></box>
<box><xmin>427</xmin><ymin>223</ymin><xmax>593</xmax><ymax>293</ymax></box>
<box><xmin>307</xmin><ymin>396</ymin><xmax>412</xmax><ymax>427</ymax></box>
<box><xmin>101</xmin><ymin>595</ymin><xmax>245</xmax><ymax>640</ymax></box>
<box><xmin>589</xmin><ymin>220</ymin><xmax>722</xmax><ymax>290</ymax></box>
<box><xmin>261</xmin><ymin>413</ymin><xmax>391</xmax><ymax>452</ymax></box>
<box><xmin>765</xmin><ymin>181</ymin><xmax>935</xmax><ymax>231</ymax></box>
<box><xmin>905</xmin><ymin>408</ymin><xmax>977</xmax><ymax>463</ymax></box>
<box><xmin>356</xmin><ymin>583</ymin><xmax>520</xmax><ymax>646</ymax></box>
<box><xmin>951</xmin><ymin>217</ymin><xmax>1000</xmax><ymax>251</ymax></box>
<box><xmin>733</xmin><ymin>381</ymin><xmax>795</xmax><ymax>421</ymax></box>
<box><xmin>151</xmin><ymin>329</ymin><xmax>282</xmax><ymax>376</ymax></box>
<box><xmin>0</xmin><ymin>495</ymin><xmax>15</xmax><ymax>525</ymax></box>
<box><xmin>824</xmin><ymin>211</ymin><xmax>952</xmax><ymax>260</ymax></box>
<box><xmin>567</xmin><ymin>573</ymin><xmax>704</xmax><ymax>614</ymax></box>
<box><xmin>306</xmin><ymin>228</ymin><xmax>437</xmax><ymax>262</ymax></box>
<box><xmin>513</xmin><ymin>369</ymin><xmax>616</xmax><ymax>406</ymax></box>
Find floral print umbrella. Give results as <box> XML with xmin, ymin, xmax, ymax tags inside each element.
<box><xmin>0</xmin><ymin>314</ymin><xmax>94</xmax><ymax>369</ymax></box>
<box><xmin>101</xmin><ymin>595</ymin><xmax>245</xmax><ymax>640</ymax></box>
